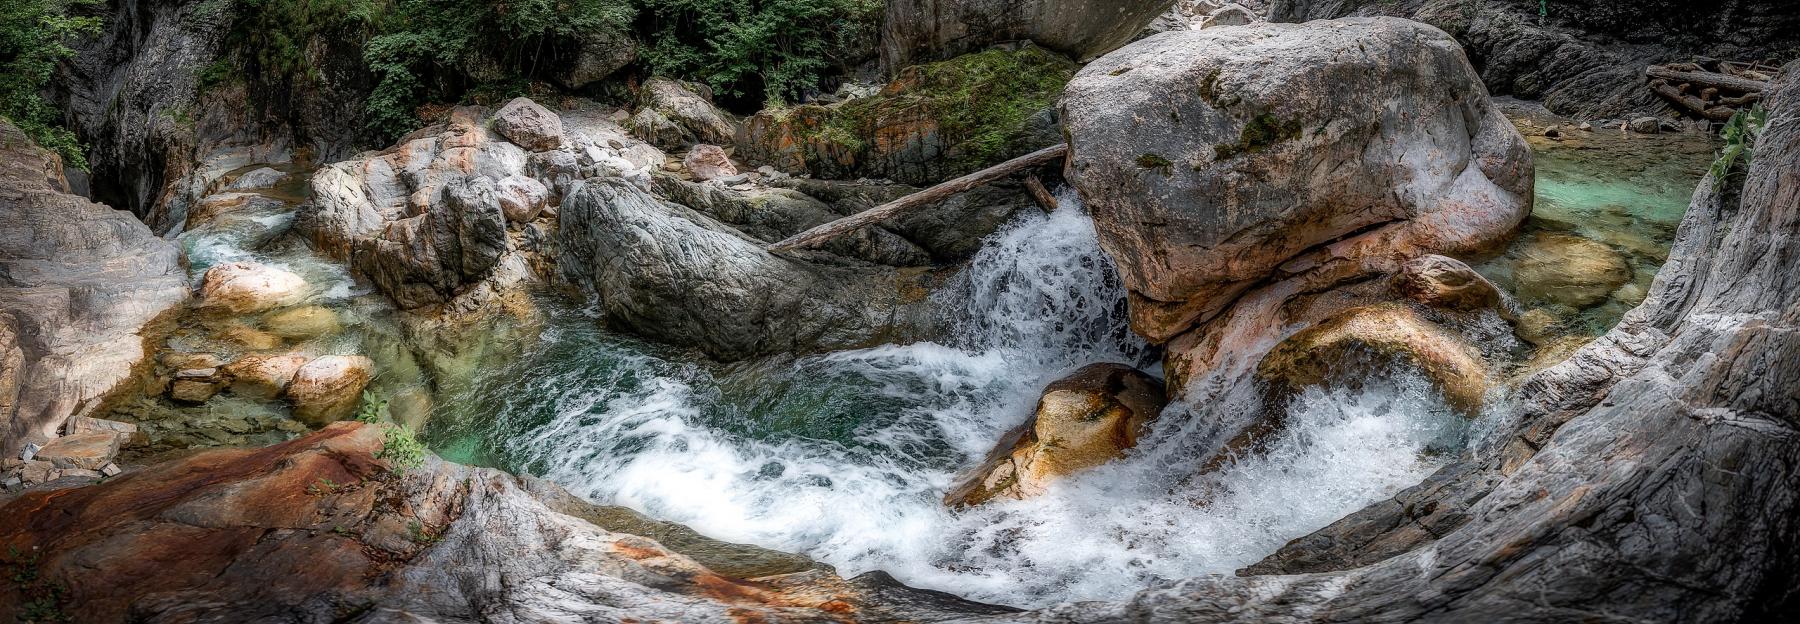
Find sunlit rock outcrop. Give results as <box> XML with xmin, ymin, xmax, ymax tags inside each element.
<box><xmin>0</xmin><ymin>121</ymin><xmax>187</xmax><ymax>457</ymax></box>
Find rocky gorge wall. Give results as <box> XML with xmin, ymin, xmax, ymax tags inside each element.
<box><xmin>1269</xmin><ymin>0</ymin><xmax>1800</xmax><ymax>119</ymax></box>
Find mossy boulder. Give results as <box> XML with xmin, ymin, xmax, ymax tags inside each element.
<box><xmin>737</xmin><ymin>45</ymin><xmax>1076</xmax><ymax>185</ymax></box>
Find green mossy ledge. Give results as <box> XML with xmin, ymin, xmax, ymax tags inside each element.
<box><xmin>738</xmin><ymin>44</ymin><xmax>1078</xmax><ymax>186</ymax></box>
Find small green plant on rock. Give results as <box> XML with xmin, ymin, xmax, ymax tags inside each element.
<box><xmin>355</xmin><ymin>390</ymin><xmax>389</xmax><ymax>424</ymax></box>
<box><xmin>5</xmin><ymin>546</ymin><xmax>67</xmax><ymax>622</ymax></box>
<box><xmin>377</xmin><ymin>423</ymin><xmax>427</xmax><ymax>475</ymax></box>
<box><xmin>1711</xmin><ymin>104</ymin><xmax>1768</xmax><ymax>191</ymax></box>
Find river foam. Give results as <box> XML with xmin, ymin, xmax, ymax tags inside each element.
<box><xmin>435</xmin><ymin>195</ymin><xmax>1469</xmax><ymax>607</ymax></box>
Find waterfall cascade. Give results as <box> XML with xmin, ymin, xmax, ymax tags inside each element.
<box><xmin>432</xmin><ymin>195</ymin><xmax>1476</xmax><ymax>607</ymax></box>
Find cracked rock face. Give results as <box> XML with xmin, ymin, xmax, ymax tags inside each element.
<box><xmin>1062</xmin><ymin>17</ymin><xmax>1532</xmax><ymax>343</ymax></box>
<box><xmin>0</xmin><ymin>121</ymin><xmax>188</xmax><ymax>457</ymax></box>
<box><xmin>555</xmin><ymin>179</ymin><xmax>937</xmax><ymax>361</ymax></box>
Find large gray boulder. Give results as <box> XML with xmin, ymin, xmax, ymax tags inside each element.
<box><xmin>880</xmin><ymin>0</ymin><xmax>1174</xmax><ymax>68</ymax></box>
<box><xmin>626</xmin><ymin>78</ymin><xmax>739</xmax><ymax>150</ymax></box>
<box><xmin>354</xmin><ymin>177</ymin><xmax>509</xmax><ymax>309</ymax></box>
<box><xmin>0</xmin><ymin>121</ymin><xmax>188</xmax><ymax>457</ymax></box>
<box><xmin>302</xmin><ymin>105</ymin><xmax>665</xmax><ymax>310</ymax></box>
<box><xmin>556</xmin><ymin>179</ymin><xmax>934</xmax><ymax>361</ymax></box>
<box><xmin>1062</xmin><ymin>17</ymin><xmax>1532</xmax><ymax>343</ymax></box>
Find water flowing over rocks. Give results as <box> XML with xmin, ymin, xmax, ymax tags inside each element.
<box><xmin>0</xmin><ymin>422</ymin><xmax>1014</xmax><ymax>622</ymax></box>
<box><xmin>1257</xmin><ymin>303</ymin><xmax>1490</xmax><ymax>415</ymax></box>
<box><xmin>0</xmin><ymin>121</ymin><xmax>188</xmax><ymax>457</ymax></box>
<box><xmin>982</xmin><ymin>64</ymin><xmax>1800</xmax><ymax>623</ymax></box>
<box><xmin>945</xmin><ymin>363</ymin><xmax>1168</xmax><ymax>507</ymax></box>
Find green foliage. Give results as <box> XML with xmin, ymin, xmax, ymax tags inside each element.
<box><xmin>1711</xmin><ymin>104</ymin><xmax>1768</xmax><ymax>191</ymax></box>
<box><xmin>230</xmin><ymin>0</ymin><xmax>390</xmax><ymax>86</ymax></box>
<box><xmin>308</xmin><ymin>477</ymin><xmax>340</xmax><ymax>495</ymax></box>
<box><xmin>377</xmin><ymin>423</ymin><xmax>427</xmax><ymax>474</ymax></box>
<box><xmin>798</xmin><ymin>45</ymin><xmax>1075</xmax><ymax>170</ymax></box>
<box><xmin>355</xmin><ymin>390</ymin><xmax>388</xmax><ymax>423</ymax></box>
<box><xmin>362</xmin><ymin>0</ymin><xmax>634</xmax><ymax>139</ymax></box>
<box><xmin>0</xmin><ymin>0</ymin><xmax>101</xmax><ymax>170</ymax></box>
<box><xmin>636</xmin><ymin>0</ymin><xmax>881</xmax><ymax>105</ymax></box>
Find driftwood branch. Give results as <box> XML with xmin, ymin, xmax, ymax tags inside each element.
<box><xmin>765</xmin><ymin>144</ymin><xmax>1070</xmax><ymax>253</ymax></box>
<box><xmin>1023</xmin><ymin>176</ymin><xmax>1059</xmax><ymax>213</ymax></box>
<box><xmin>1646</xmin><ymin>66</ymin><xmax>1768</xmax><ymax>94</ymax></box>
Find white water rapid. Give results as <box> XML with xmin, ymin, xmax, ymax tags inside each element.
<box><xmin>441</xmin><ymin>195</ymin><xmax>1473</xmax><ymax>608</ymax></box>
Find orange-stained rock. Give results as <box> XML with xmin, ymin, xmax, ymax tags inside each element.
<box><xmin>286</xmin><ymin>355</ymin><xmax>374</xmax><ymax>426</ymax></box>
<box><xmin>1257</xmin><ymin>303</ymin><xmax>1490</xmax><ymax>416</ymax></box>
<box><xmin>197</xmin><ymin>261</ymin><xmax>307</xmax><ymax>314</ymax></box>
<box><xmin>34</xmin><ymin>431</ymin><xmax>121</xmax><ymax>470</ymax></box>
<box><xmin>0</xmin><ymin>422</ymin><xmax>1011</xmax><ymax>622</ymax></box>
<box><xmin>945</xmin><ymin>363</ymin><xmax>1167</xmax><ymax>507</ymax></box>
<box><xmin>223</xmin><ymin>353</ymin><xmax>311</xmax><ymax>400</ymax></box>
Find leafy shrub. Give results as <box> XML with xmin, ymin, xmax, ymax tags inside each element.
<box><xmin>1711</xmin><ymin>104</ymin><xmax>1768</xmax><ymax>191</ymax></box>
<box><xmin>354</xmin><ymin>390</ymin><xmax>388</xmax><ymax>423</ymax></box>
<box><xmin>636</xmin><ymin>0</ymin><xmax>882</xmax><ymax>105</ymax></box>
<box><xmin>363</xmin><ymin>0</ymin><xmax>635</xmax><ymax>139</ymax></box>
<box><xmin>0</xmin><ymin>0</ymin><xmax>101</xmax><ymax>169</ymax></box>
<box><xmin>377</xmin><ymin>423</ymin><xmax>427</xmax><ymax>474</ymax></box>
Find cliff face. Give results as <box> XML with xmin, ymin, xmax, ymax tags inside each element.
<box><xmin>0</xmin><ymin>120</ymin><xmax>187</xmax><ymax>459</ymax></box>
<box><xmin>1270</xmin><ymin>0</ymin><xmax>1800</xmax><ymax>119</ymax></box>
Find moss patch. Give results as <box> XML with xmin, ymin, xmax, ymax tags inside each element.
<box><xmin>788</xmin><ymin>44</ymin><xmax>1078</xmax><ymax>175</ymax></box>
<box><xmin>1214</xmin><ymin>113</ymin><xmax>1303</xmax><ymax>160</ymax></box>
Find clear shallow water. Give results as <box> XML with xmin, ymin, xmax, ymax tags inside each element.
<box><xmin>426</xmin><ymin>200</ymin><xmax>1471</xmax><ymax>607</ymax></box>
<box><xmin>1476</xmin><ymin>122</ymin><xmax>1712</xmax><ymax>334</ymax></box>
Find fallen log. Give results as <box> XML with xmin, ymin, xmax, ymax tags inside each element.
<box><xmin>766</xmin><ymin>144</ymin><xmax>1070</xmax><ymax>253</ymax></box>
<box><xmin>1023</xmin><ymin>175</ymin><xmax>1059</xmax><ymax>213</ymax></box>
<box><xmin>1647</xmin><ymin>65</ymin><xmax>1767</xmax><ymax>94</ymax></box>
<box><xmin>1652</xmin><ymin>81</ymin><xmax>1739</xmax><ymax>121</ymax></box>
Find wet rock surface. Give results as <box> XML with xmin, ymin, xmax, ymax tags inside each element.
<box><xmin>1257</xmin><ymin>303</ymin><xmax>1490</xmax><ymax>415</ymax></box>
<box><xmin>986</xmin><ymin>66</ymin><xmax>1800</xmax><ymax>624</ymax></box>
<box><xmin>945</xmin><ymin>363</ymin><xmax>1168</xmax><ymax>507</ymax></box>
<box><xmin>0</xmin><ymin>422</ymin><xmax>1015</xmax><ymax>622</ymax></box>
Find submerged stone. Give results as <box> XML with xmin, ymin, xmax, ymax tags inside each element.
<box><xmin>287</xmin><ymin>355</ymin><xmax>374</xmax><ymax>426</ymax></box>
<box><xmin>1511</xmin><ymin>232</ymin><xmax>1633</xmax><ymax>309</ymax></box>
